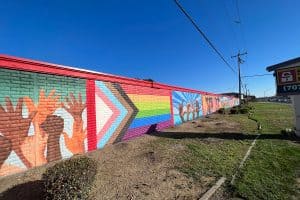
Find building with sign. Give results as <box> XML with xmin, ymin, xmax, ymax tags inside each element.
<box><xmin>266</xmin><ymin>57</ymin><xmax>300</xmax><ymax>136</ymax></box>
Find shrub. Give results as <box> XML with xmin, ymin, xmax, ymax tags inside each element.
<box><xmin>230</xmin><ymin>107</ymin><xmax>239</xmax><ymax>114</ymax></box>
<box><xmin>240</xmin><ymin>107</ymin><xmax>249</xmax><ymax>114</ymax></box>
<box><xmin>218</xmin><ymin>108</ymin><xmax>225</xmax><ymax>114</ymax></box>
<box><xmin>42</xmin><ymin>156</ymin><xmax>97</xmax><ymax>200</ymax></box>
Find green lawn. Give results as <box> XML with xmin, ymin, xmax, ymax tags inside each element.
<box><xmin>180</xmin><ymin>139</ymin><xmax>251</xmax><ymax>180</ymax></box>
<box><xmin>250</xmin><ymin>102</ymin><xmax>295</xmax><ymax>133</ymax></box>
<box><xmin>233</xmin><ymin>102</ymin><xmax>300</xmax><ymax>200</ymax></box>
<box><xmin>159</xmin><ymin>102</ymin><xmax>300</xmax><ymax>199</ymax></box>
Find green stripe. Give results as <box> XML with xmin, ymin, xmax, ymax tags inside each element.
<box><xmin>133</xmin><ymin>101</ymin><xmax>170</xmax><ymax>110</ymax></box>
<box><xmin>136</xmin><ymin>108</ymin><xmax>171</xmax><ymax>118</ymax></box>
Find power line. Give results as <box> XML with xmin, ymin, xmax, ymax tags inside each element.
<box><xmin>221</xmin><ymin>0</ymin><xmax>240</xmax><ymax>52</ymax></box>
<box><xmin>242</xmin><ymin>74</ymin><xmax>273</xmax><ymax>78</ymax></box>
<box><xmin>235</xmin><ymin>0</ymin><xmax>247</xmax><ymax>52</ymax></box>
<box><xmin>235</xmin><ymin>0</ymin><xmax>241</xmax><ymax>23</ymax></box>
<box><xmin>173</xmin><ymin>0</ymin><xmax>237</xmax><ymax>74</ymax></box>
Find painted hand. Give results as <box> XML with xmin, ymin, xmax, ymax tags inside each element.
<box><xmin>178</xmin><ymin>103</ymin><xmax>185</xmax><ymax>122</ymax></box>
<box><xmin>22</xmin><ymin>90</ymin><xmax>60</xmax><ymax>166</ymax></box>
<box><xmin>62</xmin><ymin>93</ymin><xmax>86</xmax><ymax>121</ymax></box>
<box><xmin>20</xmin><ymin>130</ymin><xmax>48</xmax><ymax>166</ymax></box>
<box><xmin>24</xmin><ymin>89</ymin><xmax>60</xmax><ymax>125</ymax></box>
<box><xmin>40</xmin><ymin>115</ymin><xmax>64</xmax><ymax>162</ymax></box>
<box><xmin>62</xmin><ymin>93</ymin><xmax>86</xmax><ymax>154</ymax></box>
<box><xmin>0</xmin><ymin>136</ymin><xmax>12</xmax><ymax>167</ymax></box>
<box><xmin>0</xmin><ymin>97</ymin><xmax>36</xmax><ymax>167</ymax></box>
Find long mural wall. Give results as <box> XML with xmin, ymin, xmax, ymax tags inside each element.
<box><xmin>0</xmin><ymin>56</ymin><xmax>239</xmax><ymax>177</ymax></box>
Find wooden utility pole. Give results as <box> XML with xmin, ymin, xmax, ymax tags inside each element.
<box><xmin>232</xmin><ymin>51</ymin><xmax>247</xmax><ymax>105</ymax></box>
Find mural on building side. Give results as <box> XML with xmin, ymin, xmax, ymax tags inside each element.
<box><xmin>0</xmin><ymin>68</ymin><xmax>87</xmax><ymax>176</ymax></box>
<box><xmin>94</xmin><ymin>81</ymin><xmax>138</xmax><ymax>149</ymax></box>
<box><xmin>121</xmin><ymin>84</ymin><xmax>172</xmax><ymax>140</ymax></box>
<box><xmin>172</xmin><ymin>91</ymin><xmax>203</xmax><ymax>125</ymax></box>
<box><xmin>0</xmin><ymin>64</ymin><xmax>239</xmax><ymax>177</ymax></box>
<box><xmin>202</xmin><ymin>95</ymin><xmax>218</xmax><ymax>115</ymax></box>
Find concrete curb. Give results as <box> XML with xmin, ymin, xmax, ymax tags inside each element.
<box><xmin>230</xmin><ymin>134</ymin><xmax>260</xmax><ymax>185</ymax></box>
<box><xmin>199</xmin><ymin>177</ymin><xmax>226</xmax><ymax>200</ymax></box>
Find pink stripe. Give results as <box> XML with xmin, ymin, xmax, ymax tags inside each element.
<box><xmin>122</xmin><ymin>120</ymin><xmax>172</xmax><ymax>141</ymax></box>
<box><xmin>95</xmin><ymin>87</ymin><xmax>120</xmax><ymax>142</ymax></box>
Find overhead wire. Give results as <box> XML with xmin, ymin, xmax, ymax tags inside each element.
<box><xmin>242</xmin><ymin>74</ymin><xmax>273</xmax><ymax>78</ymax></box>
<box><xmin>234</xmin><ymin>0</ymin><xmax>250</xmax><ymax>93</ymax></box>
<box><xmin>173</xmin><ymin>0</ymin><xmax>237</xmax><ymax>74</ymax></box>
<box><xmin>221</xmin><ymin>0</ymin><xmax>240</xmax><ymax>52</ymax></box>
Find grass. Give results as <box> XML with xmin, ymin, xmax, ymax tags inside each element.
<box><xmin>166</xmin><ymin>102</ymin><xmax>300</xmax><ymax>199</ymax></box>
<box><xmin>249</xmin><ymin>102</ymin><xmax>295</xmax><ymax>133</ymax></box>
<box><xmin>175</xmin><ymin>106</ymin><xmax>256</xmax><ymax>183</ymax></box>
<box><xmin>232</xmin><ymin>102</ymin><xmax>300</xmax><ymax>200</ymax></box>
<box><xmin>235</xmin><ymin>140</ymin><xmax>300</xmax><ymax>200</ymax></box>
<box><xmin>224</xmin><ymin>112</ymin><xmax>258</xmax><ymax>133</ymax></box>
<box><xmin>180</xmin><ymin>139</ymin><xmax>250</xmax><ymax>180</ymax></box>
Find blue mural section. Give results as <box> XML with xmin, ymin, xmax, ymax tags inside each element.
<box><xmin>172</xmin><ymin>91</ymin><xmax>203</xmax><ymax>125</ymax></box>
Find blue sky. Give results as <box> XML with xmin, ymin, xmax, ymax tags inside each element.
<box><xmin>1</xmin><ymin>0</ymin><xmax>300</xmax><ymax>97</ymax></box>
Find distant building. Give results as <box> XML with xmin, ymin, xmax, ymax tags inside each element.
<box><xmin>220</xmin><ymin>92</ymin><xmax>256</xmax><ymax>101</ymax></box>
<box><xmin>220</xmin><ymin>92</ymin><xmax>240</xmax><ymax>98</ymax></box>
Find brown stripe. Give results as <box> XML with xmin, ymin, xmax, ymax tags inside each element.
<box><xmin>104</xmin><ymin>82</ymin><xmax>137</xmax><ymax>145</ymax></box>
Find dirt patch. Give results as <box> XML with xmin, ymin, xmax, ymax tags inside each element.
<box><xmin>0</xmin><ymin>114</ymin><xmax>242</xmax><ymax>199</ymax></box>
<box><xmin>88</xmin><ymin>135</ymin><xmax>208</xmax><ymax>199</ymax></box>
<box><xmin>164</xmin><ymin>114</ymin><xmax>241</xmax><ymax>134</ymax></box>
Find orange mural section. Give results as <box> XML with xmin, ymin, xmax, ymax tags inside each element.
<box><xmin>0</xmin><ymin>68</ymin><xmax>87</xmax><ymax>176</ymax></box>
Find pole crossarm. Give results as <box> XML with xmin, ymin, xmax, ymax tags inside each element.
<box><xmin>232</xmin><ymin>51</ymin><xmax>247</xmax><ymax>105</ymax></box>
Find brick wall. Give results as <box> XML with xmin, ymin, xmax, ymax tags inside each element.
<box><xmin>0</xmin><ymin>55</ymin><xmax>239</xmax><ymax>177</ymax></box>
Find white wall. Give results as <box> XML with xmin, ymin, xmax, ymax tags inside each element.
<box><xmin>292</xmin><ymin>95</ymin><xmax>300</xmax><ymax>137</ymax></box>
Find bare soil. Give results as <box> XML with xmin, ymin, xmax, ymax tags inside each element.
<box><xmin>0</xmin><ymin>114</ymin><xmax>242</xmax><ymax>200</ymax></box>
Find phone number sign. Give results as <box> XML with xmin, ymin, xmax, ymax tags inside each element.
<box><xmin>276</xmin><ymin>67</ymin><xmax>300</xmax><ymax>95</ymax></box>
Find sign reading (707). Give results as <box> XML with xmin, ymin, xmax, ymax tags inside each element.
<box><xmin>276</xmin><ymin>67</ymin><xmax>300</xmax><ymax>95</ymax></box>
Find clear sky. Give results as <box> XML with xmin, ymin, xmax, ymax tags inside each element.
<box><xmin>1</xmin><ymin>0</ymin><xmax>300</xmax><ymax>97</ymax></box>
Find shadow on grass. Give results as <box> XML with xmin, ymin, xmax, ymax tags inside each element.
<box><xmin>0</xmin><ymin>180</ymin><xmax>44</xmax><ymax>200</ymax></box>
<box><xmin>150</xmin><ymin>131</ymin><xmax>300</xmax><ymax>143</ymax></box>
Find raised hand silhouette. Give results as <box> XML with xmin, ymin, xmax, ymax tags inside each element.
<box><xmin>40</xmin><ymin>115</ymin><xmax>64</xmax><ymax>162</ymax></box>
<box><xmin>24</xmin><ymin>89</ymin><xmax>60</xmax><ymax>125</ymax></box>
<box><xmin>0</xmin><ymin>136</ymin><xmax>12</xmax><ymax>167</ymax></box>
<box><xmin>0</xmin><ymin>97</ymin><xmax>36</xmax><ymax>168</ymax></box>
<box><xmin>195</xmin><ymin>100</ymin><xmax>200</xmax><ymax>118</ymax></box>
<box><xmin>178</xmin><ymin>103</ymin><xmax>185</xmax><ymax>123</ymax></box>
<box><xmin>62</xmin><ymin>93</ymin><xmax>86</xmax><ymax>154</ymax></box>
<box><xmin>22</xmin><ymin>90</ymin><xmax>60</xmax><ymax>166</ymax></box>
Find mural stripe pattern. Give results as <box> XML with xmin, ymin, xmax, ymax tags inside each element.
<box><xmin>94</xmin><ymin>81</ymin><xmax>138</xmax><ymax>148</ymax></box>
<box><xmin>121</xmin><ymin>84</ymin><xmax>172</xmax><ymax>140</ymax></box>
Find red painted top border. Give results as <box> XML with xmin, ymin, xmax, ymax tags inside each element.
<box><xmin>0</xmin><ymin>54</ymin><xmax>222</xmax><ymax>96</ymax></box>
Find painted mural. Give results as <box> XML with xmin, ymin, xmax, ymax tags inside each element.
<box><xmin>202</xmin><ymin>95</ymin><xmax>216</xmax><ymax>115</ymax></box>
<box><xmin>0</xmin><ymin>68</ymin><xmax>86</xmax><ymax>176</ymax></box>
<box><xmin>94</xmin><ymin>81</ymin><xmax>137</xmax><ymax>149</ymax></box>
<box><xmin>172</xmin><ymin>91</ymin><xmax>203</xmax><ymax>125</ymax></box>
<box><xmin>220</xmin><ymin>96</ymin><xmax>233</xmax><ymax>108</ymax></box>
<box><xmin>121</xmin><ymin>84</ymin><xmax>172</xmax><ymax>140</ymax></box>
<box><xmin>0</xmin><ymin>61</ymin><xmax>239</xmax><ymax>177</ymax></box>
<box><xmin>202</xmin><ymin>95</ymin><xmax>239</xmax><ymax>115</ymax></box>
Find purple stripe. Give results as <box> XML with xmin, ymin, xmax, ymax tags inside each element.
<box><xmin>122</xmin><ymin>120</ymin><xmax>172</xmax><ymax>141</ymax></box>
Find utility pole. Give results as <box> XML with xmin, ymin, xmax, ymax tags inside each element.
<box><xmin>244</xmin><ymin>84</ymin><xmax>248</xmax><ymax>97</ymax></box>
<box><xmin>232</xmin><ymin>51</ymin><xmax>247</xmax><ymax>105</ymax></box>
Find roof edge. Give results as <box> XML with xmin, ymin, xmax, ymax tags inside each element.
<box><xmin>0</xmin><ymin>54</ymin><xmax>223</xmax><ymax>96</ymax></box>
<box><xmin>266</xmin><ymin>57</ymin><xmax>300</xmax><ymax>72</ymax></box>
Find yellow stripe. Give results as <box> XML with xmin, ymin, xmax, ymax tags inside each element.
<box><xmin>128</xmin><ymin>94</ymin><xmax>170</xmax><ymax>103</ymax></box>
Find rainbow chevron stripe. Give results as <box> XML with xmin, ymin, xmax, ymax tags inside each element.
<box><xmin>121</xmin><ymin>84</ymin><xmax>172</xmax><ymax>140</ymax></box>
<box><xmin>95</xmin><ymin>81</ymin><xmax>137</xmax><ymax>148</ymax></box>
